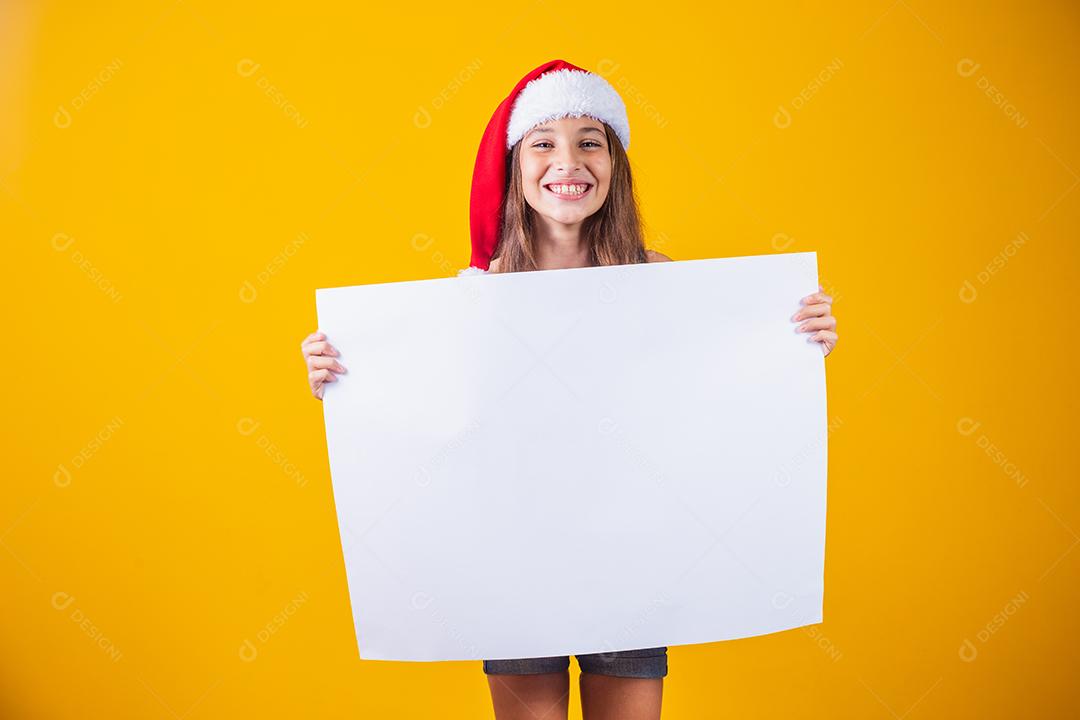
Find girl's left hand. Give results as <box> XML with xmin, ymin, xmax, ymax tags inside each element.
<box><xmin>792</xmin><ymin>286</ymin><xmax>838</xmax><ymax>356</ymax></box>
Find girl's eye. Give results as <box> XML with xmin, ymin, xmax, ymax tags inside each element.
<box><xmin>532</xmin><ymin>140</ymin><xmax>604</xmax><ymax>149</ymax></box>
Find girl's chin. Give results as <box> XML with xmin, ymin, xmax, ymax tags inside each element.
<box><xmin>539</xmin><ymin>204</ymin><xmax>596</xmax><ymax>224</ymax></box>
<box><xmin>540</xmin><ymin>214</ymin><xmax>589</xmax><ymax>226</ymax></box>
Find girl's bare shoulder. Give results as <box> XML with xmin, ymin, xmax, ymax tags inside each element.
<box><xmin>645</xmin><ymin>249</ymin><xmax>673</xmax><ymax>262</ymax></box>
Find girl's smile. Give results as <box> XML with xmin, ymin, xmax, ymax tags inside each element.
<box><xmin>543</xmin><ymin>181</ymin><xmax>593</xmax><ymax>201</ymax></box>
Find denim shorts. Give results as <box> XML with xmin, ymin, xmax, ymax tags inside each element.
<box><xmin>483</xmin><ymin>647</ymin><xmax>667</xmax><ymax>679</ymax></box>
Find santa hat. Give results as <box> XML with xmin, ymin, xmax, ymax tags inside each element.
<box><xmin>465</xmin><ymin>59</ymin><xmax>631</xmax><ymax>272</ymax></box>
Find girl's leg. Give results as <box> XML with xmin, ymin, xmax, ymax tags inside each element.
<box><xmin>576</xmin><ymin>647</ymin><xmax>666</xmax><ymax>720</ymax></box>
<box><xmin>579</xmin><ymin>674</ymin><xmax>662</xmax><ymax>720</ymax></box>
<box><xmin>486</xmin><ymin>671</ymin><xmax>570</xmax><ymax>720</ymax></box>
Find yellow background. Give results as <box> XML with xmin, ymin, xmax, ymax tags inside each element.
<box><xmin>2</xmin><ymin>0</ymin><xmax>1078</xmax><ymax>717</ymax></box>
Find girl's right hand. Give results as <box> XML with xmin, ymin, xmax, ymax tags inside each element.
<box><xmin>301</xmin><ymin>331</ymin><xmax>347</xmax><ymax>400</ymax></box>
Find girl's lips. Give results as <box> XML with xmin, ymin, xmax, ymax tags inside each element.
<box><xmin>544</xmin><ymin>183</ymin><xmax>592</xmax><ymax>201</ymax></box>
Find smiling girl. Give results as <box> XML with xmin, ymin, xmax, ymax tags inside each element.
<box><xmin>301</xmin><ymin>59</ymin><xmax>838</xmax><ymax>720</ymax></box>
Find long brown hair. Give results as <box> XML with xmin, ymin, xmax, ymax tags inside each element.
<box><xmin>489</xmin><ymin>121</ymin><xmax>647</xmax><ymax>272</ymax></box>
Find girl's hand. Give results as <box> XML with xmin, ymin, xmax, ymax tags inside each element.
<box><xmin>792</xmin><ymin>287</ymin><xmax>838</xmax><ymax>356</ymax></box>
<box><xmin>301</xmin><ymin>331</ymin><xmax>347</xmax><ymax>400</ymax></box>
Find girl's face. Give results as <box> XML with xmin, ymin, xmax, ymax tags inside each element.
<box><xmin>519</xmin><ymin>115</ymin><xmax>612</xmax><ymax>229</ymax></box>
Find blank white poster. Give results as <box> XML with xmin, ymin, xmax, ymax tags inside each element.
<box><xmin>316</xmin><ymin>251</ymin><xmax>828</xmax><ymax>662</ymax></box>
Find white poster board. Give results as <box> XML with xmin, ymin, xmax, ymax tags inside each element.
<box><xmin>317</xmin><ymin>251</ymin><xmax>828</xmax><ymax>662</ymax></box>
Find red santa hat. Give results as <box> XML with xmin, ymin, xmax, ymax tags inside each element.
<box><xmin>465</xmin><ymin>59</ymin><xmax>631</xmax><ymax>272</ymax></box>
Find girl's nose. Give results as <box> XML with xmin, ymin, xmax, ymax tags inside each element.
<box><xmin>555</xmin><ymin>147</ymin><xmax>583</xmax><ymax>171</ymax></box>
<box><xmin>555</xmin><ymin>159</ymin><xmax>582</xmax><ymax>173</ymax></box>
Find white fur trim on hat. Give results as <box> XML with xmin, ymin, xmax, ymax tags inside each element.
<box><xmin>506</xmin><ymin>69</ymin><xmax>630</xmax><ymax>150</ymax></box>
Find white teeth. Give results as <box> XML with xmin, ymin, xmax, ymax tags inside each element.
<box><xmin>548</xmin><ymin>183</ymin><xmax>588</xmax><ymax>195</ymax></box>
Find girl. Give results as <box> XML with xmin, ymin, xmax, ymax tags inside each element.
<box><xmin>301</xmin><ymin>59</ymin><xmax>838</xmax><ymax>720</ymax></box>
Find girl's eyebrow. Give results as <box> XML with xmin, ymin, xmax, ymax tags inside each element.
<box><xmin>526</xmin><ymin>125</ymin><xmax>605</xmax><ymax>140</ymax></box>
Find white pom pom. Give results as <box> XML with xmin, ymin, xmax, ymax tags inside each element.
<box><xmin>457</xmin><ymin>266</ymin><xmax>489</xmax><ymax>277</ymax></box>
